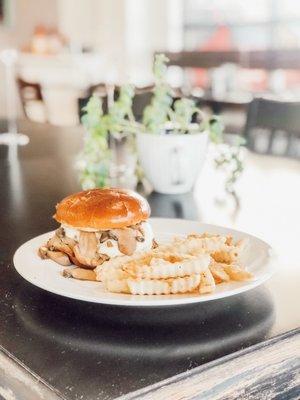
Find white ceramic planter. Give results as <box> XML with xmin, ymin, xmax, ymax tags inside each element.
<box><xmin>136</xmin><ymin>131</ymin><xmax>208</xmax><ymax>194</ymax></box>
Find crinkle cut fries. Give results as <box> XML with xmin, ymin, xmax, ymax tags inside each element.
<box><xmin>91</xmin><ymin>233</ymin><xmax>253</xmax><ymax>295</ymax></box>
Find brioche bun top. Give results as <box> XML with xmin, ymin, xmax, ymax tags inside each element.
<box><xmin>54</xmin><ymin>188</ymin><xmax>150</xmax><ymax>230</ymax></box>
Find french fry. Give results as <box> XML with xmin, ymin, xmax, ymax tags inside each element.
<box><xmin>213</xmin><ymin>276</ymin><xmax>223</xmax><ymax>285</ymax></box>
<box><xmin>127</xmin><ymin>274</ymin><xmax>201</xmax><ymax>295</ymax></box>
<box><xmin>199</xmin><ymin>269</ymin><xmax>215</xmax><ymax>294</ymax></box>
<box><xmin>95</xmin><ymin>233</ymin><xmax>252</xmax><ymax>296</ymax></box>
<box><xmin>211</xmin><ymin>250</ymin><xmax>236</xmax><ymax>264</ymax></box>
<box><xmin>62</xmin><ymin>268</ymin><xmax>97</xmax><ymax>281</ymax></box>
<box><xmin>123</xmin><ymin>253</ymin><xmax>210</xmax><ymax>279</ymax></box>
<box><xmin>225</xmin><ymin>236</ymin><xmax>233</xmax><ymax>246</ymax></box>
<box><xmin>209</xmin><ymin>263</ymin><xmax>230</xmax><ymax>282</ymax></box>
<box><xmin>105</xmin><ymin>278</ymin><xmax>130</xmax><ymax>294</ymax></box>
<box><xmin>223</xmin><ymin>265</ymin><xmax>253</xmax><ymax>281</ymax></box>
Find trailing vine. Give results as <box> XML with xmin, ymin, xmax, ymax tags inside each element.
<box><xmin>143</xmin><ymin>54</ymin><xmax>224</xmax><ymax>141</ymax></box>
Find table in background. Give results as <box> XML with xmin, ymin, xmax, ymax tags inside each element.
<box><xmin>0</xmin><ymin>120</ymin><xmax>299</xmax><ymax>399</ymax></box>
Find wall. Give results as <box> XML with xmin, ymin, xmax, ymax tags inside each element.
<box><xmin>57</xmin><ymin>0</ymin><xmax>183</xmax><ymax>84</ymax></box>
<box><xmin>0</xmin><ymin>0</ymin><xmax>58</xmax><ymax>49</ymax></box>
<box><xmin>0</xmin><ymin>0</ymin><xmax>58</xmax><ymax>117</ymax></box>
<box><xmin>125</xmin><ymin>0</ymin><xmax>169</xmax><ymax>83</ymax></box>
<box><xmin>57</xmin><ymin>0</ymin><xmax>95</xmax><ymax>51</ymax></box>
<box><xmin>0</xmin><ymin>0</ymin><xmax>184</xmax><ymax>118</ymax></box>
<box><xmin>125</xmin><ymin>0</ymin><xmax>184</xmax><ymax>84</ymax></box>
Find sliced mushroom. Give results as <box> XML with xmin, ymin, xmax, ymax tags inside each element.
<box><xmin>78</xmin><ymin>231</ymin><xmax>98</xmax><ymax>258</ymax></box>
<box><xmin>129</xmin><ymin>223</ymin><xmax>144</xmax><ymax>236</ymax></box>
<box><xmin>46</xmin><ymin>235</ymin><xmax>76</xmax><ymax>257</ymax></box>
<box><xmin>108</xmin><ymin>231</ymin><xmax>118</xmax><ymax>241</ymax></box>
<box><xmin>98</xmin><ymin>253</ymin><xmax>110</xmax><ymax>263</ymax></box>
<box><xmin>62</xmin><ymin>236</ymin><xmax>77</xmax><ymax>250</ymax></box>
<box><xmin>63</xmin><ymin>268</ymin><xmax>97</xmax><ymax>281</ymax></box>
<box><xmin>152</xmin><ymin>239</ymin><xmax>158</xmax><ymax>249</ymax></box>
<box><xmin>38</xmin><ymin>246</ymin><xmax>50</xmax><ymax>259</ymax></box>
<box><xmin>99</xmin><ymin>231</ymin><xmax>110</xmax><ymax>243</ymax></box>
<box><xmin>49</xmin><ymin>251</ymin><xmax>72</xmax><ymax>266</ymax></box>
<box><xmin>110</xmin><ymin>228</ymin><xmax>137</xmax><ymax>256</ymax></box>
<box><xmin>73</xmin><ymin>231</ymin><xmax>103</xmax><ymax>268</ymax></box>
<box><xmin>38</xmin><ymin>247</ymin><xmax>71</xmax><ymax>266</ymax></box>
<box><xmin>40</xmin><ymin>229</ymin><xmax>110</xmax><ymax>268</ymax></box>
<box><xmin>68</xmin><ymin>253</ymin><xmax>88</xmax><ymax>268</ymax></box>
<box><xmin>55</xmin><ymin>227</ymin><xmax>65</xmax><ymax>238</ymax></box>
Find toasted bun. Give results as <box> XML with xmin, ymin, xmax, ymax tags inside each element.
<box><xmin>54</xmin><ymin>188</ymin><xmax>150</xmax><ymax>230</ymax></box>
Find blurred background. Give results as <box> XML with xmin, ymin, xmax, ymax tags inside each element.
<box><xmin>1</xmin><ymin>0</ymin><xmax>300</xmax><ymax>157</ymax></box>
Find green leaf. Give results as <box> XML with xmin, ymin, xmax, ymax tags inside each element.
<box><xmin>153</xmin><ymin>54</ymin><xmax>169</xmax><ymax>83</ymax></box>
<box><xmin>79</xmin><ymin>94</ymin><xmax>111</xmax><ymax>188</ymax></box>
<box><xmin>207</xmin><ymin>116</ymin><xmax>224</xmax><ymax>143</ymax></box>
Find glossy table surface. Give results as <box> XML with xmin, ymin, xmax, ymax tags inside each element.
<box><xmin>0</xmin><ymin>120</ymin><xmax>299</xmax><ymax>400</ymax></box>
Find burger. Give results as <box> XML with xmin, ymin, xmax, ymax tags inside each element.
<box><xmin>38</xmin><ymin>188</ymin><xmax>155</xmax><ymax>269</ymax></box>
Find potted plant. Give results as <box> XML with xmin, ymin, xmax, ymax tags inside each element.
<box><xmin>79</xmin><ymin>54</ymin><xmax>243</xmax><ymax>196</ymax></box>
<box><xmin>136</xmin><ymin>54</ymin><xmax>224</xmax><ymax>194</ymax></box>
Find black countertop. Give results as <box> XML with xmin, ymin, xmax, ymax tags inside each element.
<box><xmin>0</xmin><ymin>120</ymin><xmax>299</xmax><ymax>400</ymax></box>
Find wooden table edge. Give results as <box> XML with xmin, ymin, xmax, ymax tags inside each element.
<box><xmin>0</xmin><ymin>345</ymin><xmax>65</xmax><ymax>400</ymax></box>
<box><xmin>120</xmin><ymin>328</ymin><xmax>300</xmax><ymax>400</ymax></box>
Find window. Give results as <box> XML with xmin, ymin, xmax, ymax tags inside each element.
<box><xmin>184</xmin><ymin>0</ymin><xmax>300</xmax><ymax>50</ymax></box>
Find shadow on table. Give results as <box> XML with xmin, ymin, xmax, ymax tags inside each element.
<box><xmin>10</xmin><ymin>284</ymin><xmax>275</xmax><ymax>399</ymax></box>
<box><xmin>146</xmin><ymin>189</ymin><xmax>242</xmax><ymax>223</ymax></box>
<box><xmin>14</xmin><ymin>285</ymin><xmax>274</xmax><ymax>363</ymax></box>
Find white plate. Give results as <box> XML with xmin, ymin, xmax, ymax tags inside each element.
<box><xmin>13</xmin><ymin>218</ymin><xmax>275</xmax><ymax>306</ymax></box>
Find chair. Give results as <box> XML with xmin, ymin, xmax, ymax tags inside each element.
<box><xmin>244</xmin><ymin>98</ymin><xmax>300</xmax><ymax>157</ymax></box>
<box><xmin>86</xmin><ymin>83</ymin><xmax>108</xmax><ymax>97</ymax></box>
<box><xmin>17</xmin><ymin>78</ymin><xmax>47</xmax><ymax>123</ymax></box>
<box><xmin>131</xmin><ymin>91</ymin><xmax>152</xmax><ymax>121</ymax></box>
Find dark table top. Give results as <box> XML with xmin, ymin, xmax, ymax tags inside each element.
<box><xmin>0</xmin><ymin>120</ymin><xmax>299</xmax><ymax>400</ymax></box>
